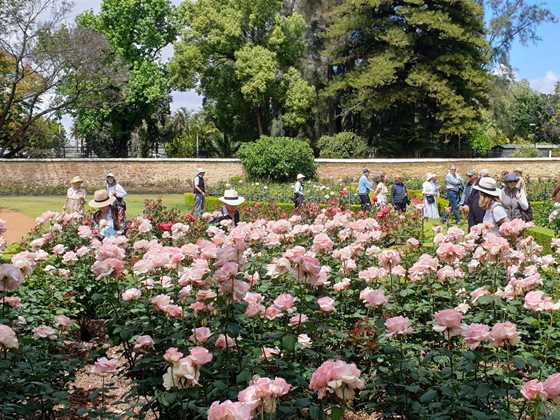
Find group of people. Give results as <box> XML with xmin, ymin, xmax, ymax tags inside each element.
<box><xmin>422</xmin><ymin>166</ymin><xmax>531</xmax><ymax>233</ymax></box>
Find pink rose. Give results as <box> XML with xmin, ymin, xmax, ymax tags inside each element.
<box><xmin>490</xmin><ymin>322</ymin><xmax>520</xmax><ymax>347</ymax></box>
<box><xmin>288</xmin><ymin>313</ymin><xmax>308</xmax><ymax>328</ymax></box>
<box><xmin>543</xmin><ymin>373</ymin><xmax>560</xmax><ymax>400</ymax></box>
<box><xmin>32</xmin><ymin>325</ymin><xmax>57</xmax><ymax>340</ymax></box>
<box><xmin>189</xmin><ymin>346</ymin><xmax>213</xmax><ymax>365</ymax></box>
<box><xmin>162</xmin><ymin>304</ymin><xmax>183</xmax><ymax>318</ymax></box>
<box><xmin>470</xmin><ymin>287</ymin><xmax>490</xmax><ymax>304</ymax></box>
<box><xmin>215</xmin><ymin>334</ymin><xmax>236</xmax><ymax>350</ymax></box>
<box><xmin>309</xmin><ymin>360</ymin><xmax>364</xmax><ymax>401</ymax></box>
<box><xmin>122</xmin><ymin>288</ymin><xmax>141</xmax><ymax>301</ymax></box>
<box><xmin>359</xmin><ymin>287</ymin><xmax>388</xmax><ymax>309</ymax></box>
<box><xmin>151</xmin><ymin>294</ymin><xmax>172</xmax><ymax>311</ymax></box>
<box><xmin>196</xmin><ymin>289</ymin><xmax>217</xmax><ymax>301</ymax></box>
<box><xmin>317</xmin><ymin>297</ymin><xmax>336</xmax><ymax>312</ymax></box>
<box><xmin>524</xmin><ymin>290</ymin><xmax>545</xmax><ymax>311</ymax></box>
<box><xmin>264</xmin><ymin>305</ymin><xmax>283</xmax><ymax>320</ymax></box>
<box><xmin>462</xmin><ymin>324</ymin><xmax>490</xmax><ymax>349</ymax></box>
<box><xmin>91</xmin><ymin>357</ymin><xmax>119</xmax><ymax>376</ymax></box>
<box><xmin>312</xmin><ymin>233</ymin><xmax>334</xmax><ymax>252</ymax></box>
<box><xmin>164</xmin><ymin>347</ymin><xmax>184</xmax><ymax>364</ymax></box>
<box><xmin>433</xmin><ymin>309</ymin><xmax>463</xmax><ymax>337</ymax></box>
<box><xmin>52</xmin><ymin>244</ymin><xmax>66</xmax><ymax>255</ymax></box>
<box><xmin>134</xmin><ymin>335</ymin><xmax>155</xmax><ymax>350</ymax></box>
<box><xmin>273</xmin><ymin>293</ymin><xmax>297</xmax><ymax>311</ymax></box>
<box><xmin>297</xmin><ymin>333</ymin><xmax>312</xmax><ymax>349</ymax></box>
<box><xmin>521</xmin><ymin>379</ymin><xmax>547</xmax><ymax>401</ymax></box>
<box><xmin>406</xmin><ymin>238</ymin><xmax>420</xmax><ymax>248</ymax></box>
<box><xmin>333</xmin><ymin>278</ymin><xmax>351</xmax><ymax>292</ymax></box>
<box><xmin>385</xmin><ymin>316</ymin><xmax>412</xmax><ymax>338</ymax></box>
<box><xmin>436</xmin><ymin>243</ymin><xmax>465</xmax><ymax>264</ymax></box>
<box><xmin>0</xmin><ymin>264</ymin><xmax>24</xmax><ymax>291</ymax></box>
<box><xmin>207</xmin><ymin>400</ymin><xmax>252</xmax><ymax>420</ymax></box>
<box><xmin>54</xmin><ymin>315</ymin><xmax>75</xmax><ymax>329</ymax></box>
<box><xmin>190</xmin><ymin>327</ymin><xmax>211</xmax><ymax>343</ymax></box>
<box><xmin>3</xmin><ymin>296</ymin><xmax>21</xmax><ymax>309</ymax></box>
<box><xmin>378</xmin><ymin>250</ymin><xmax>401</xmax><ymax>268</ymax></box>
<box><xmin>0</xmin><ymin>324</ymin><xmax>18</xmax><ymax>349</ymax></box>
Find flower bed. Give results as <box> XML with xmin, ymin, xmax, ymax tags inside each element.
<box><xmin>2</xmin><ymin>205</ymin><xmax>560</xmax><ymax>418</ymax></box>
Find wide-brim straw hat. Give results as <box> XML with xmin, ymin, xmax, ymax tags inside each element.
<box><xmin>89</xmin><ymin>189</ymin><xmax>116</xmax><ymax>208</ymax></box>
<box><xmin>106</xmin><ymin>172</ymin><xmax>115</xmax><ymax>179</ymax></box>
<box><xmin>197</xmin><ymin>168</ymin><xmax>206</xmax><ymax>175</ymax></box>
<box><xmin>297</xmin><ymin>174</ymin><xmax>305</xmax><ymax>180</ymax></box>
<box><xmin>473</xmin><ymin>177</ymin><xmax>501</xmax><ymax>197</ymax></box>
<box><xmin>218</xmin><ymin>189</ymin><xmax>245</xmax><ymax>206</ymax></box>
<box><xmin>70</xmin><ymin>176</ymin><xmax>83</xmax><ymax>185</ymax></box>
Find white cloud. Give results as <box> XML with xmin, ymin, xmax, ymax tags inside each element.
<box><xmin>171</xmin><ymin>90</ymin><xmax>203</xmax><ymax>113</ymax></box>
<box><xmin>529</xmin><ymin>71</ymin><xmax>560</xmax><ymax>94</ymax></box>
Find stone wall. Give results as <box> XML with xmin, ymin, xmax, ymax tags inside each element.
<box><xmin>0</xmin><ymin>158</ymin><xmax>559</xmax><ymax>194</ymax></box>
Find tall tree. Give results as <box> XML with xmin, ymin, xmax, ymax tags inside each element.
<box><xmin>69</xmin><ymin>0</ymin><xmax>177</xmax><ymax>157</ymax></box>
<box><xmin>325</xmin><ymin>0</ymin><xmax>490</xmax><ymax>156</ymax></box>
<box><xmin>0</xmin><ymin>0</ymin><xmax>113</xmax><ymax>156</ymax></box>
<box><xmin>170</xmin><ymin>0</ymin><xmax>315</xmax><ymax>143</ymax></box>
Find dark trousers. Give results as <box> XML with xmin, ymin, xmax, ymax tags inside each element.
<box><xmin>447</xmin><ymin>190</ymin><xmax>461</xmax><ymax>223</ymax></box>
<box><xmin>393</xmin><ymin>201</ymin><xmax>407</xmax><ymax>213</ymax></box>
<box><xmin>293</xmin><ymin>193</ymin><xmax>304</xmax><ymax>208</ymax></box>
<box><xmin>359</xmin><ymin>194</ymin><xmax>371</xmax><ymax>211</ymax></box>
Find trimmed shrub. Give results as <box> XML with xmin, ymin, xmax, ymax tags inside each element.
<box><xmin>317</xmin><ymin>131</ymin><xmax>369</xmax><ymax>159</ymax></box>
<box><xmin>238</xmin><ymin>136</ymin><xmax>316</xmax><ymax>182</ymax></box>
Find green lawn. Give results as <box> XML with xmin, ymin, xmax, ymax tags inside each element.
<box><xmin>0</xmin><ymin>194</ymin><xmax>189</xmax><ymax>218</ymax></box>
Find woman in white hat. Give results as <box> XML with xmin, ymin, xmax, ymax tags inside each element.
<box><xmin>212</xmin><ymin>189</ymin><xmax>245</xmax><ymax>227</ymax></box>
<box><xmin>474</xmin><ymin>177</ymin><xmax>509</xmax><ymax>233</ymax></box>
<box><xmin>193</xmin><ymin>168</ymin><xmax>207</xmax><ymax>217</ymax></box>
<box><xmin>372</xmin><ymin>173</ymin><xmax>388</xmax><ymax>207</ymax></box>
<box><xmin>64</xmin><ymin>176</ymin><xmax>86</xmax><ymax>214</ymax></box>
<box><xmin>89</xmin><ymin>190</ymin><xmax>121</xmax><ymax>237</ymax></box>
<box><xmin>422</xmin><ymin>173</ymin><xmax>440</xmax><ymax>220</ymax></box>
<box><xmin>106</xmin><ymin>172</ymin><xmax>127</xmax><ymax>228</ymax></box>
<box><xmin>293</xmin><ymin>174</ymin><xmax>305</xmax><ymax>208</ymax></box>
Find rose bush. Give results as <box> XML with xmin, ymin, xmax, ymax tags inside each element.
<box><xmin>3</xmin><ymin>202</ymin><xmax>560</xmax><ymax>419</ymax></box>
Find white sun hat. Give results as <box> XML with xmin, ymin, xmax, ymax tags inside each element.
<box><xmin>197</xmin><ymin>168</ymin><xmax>206</xmax><ymax>174</ymax></box>
<box><xmin>219</xmin><ymin>189</ymin><xmax>245</xmax><ymax>206</ymax></box>
<box><xmin>89</xmin><ymin>190</ymin><xmax>116</xmax><ymax>208</ymax></box>
<box><xmin>296</xmin><ymin>174</ymin><xmax>305</xmax><ymax>180</ymax></box>
<box><xmin>473</xmin><ymin>177</ymin><xmax>501</xmax><ymax>197</ymax></box>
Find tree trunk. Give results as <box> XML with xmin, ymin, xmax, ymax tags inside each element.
<box><xmin>256</xmin><ymin>106</ymin><xmax>263</xmax><ymax>137</ymax></box>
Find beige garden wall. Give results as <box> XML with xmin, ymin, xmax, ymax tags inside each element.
<box><xmin>0</xmin><ymin>158</ymin><xmax>559</xmax><ymax>194</ymax></box>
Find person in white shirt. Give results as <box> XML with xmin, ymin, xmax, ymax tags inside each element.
<box><xmin>372</xmin><ymin>173</ymin><xmax>388</xmax><ymax>206</ymax></box>
<box><xmin>422</xmin><ymin>173</ymin><xmax>440</xmax><ymax>220</ymax></box>
<box><xmin>293</xmin><ymin>174</ymin><xmax>305</xmax><ymax>208</ymax></box>
<box><xmin>500</xmin><ymin>173</ymin><xmax>530</xmax><ymax>221</ymax></box>
<box><xmin>64</xmin><ymin>176</ymin><xmax>86</xmax><ymax>214</ymax></box>
<box><xmin>106</xmin><ymin>172</ymin><xmax>127</xmax><ymax>230</ymax></box>
<box><xmin>473</xmin><ymin>177</ymin><xmax>509</xmax><ymax>233</ymax></box>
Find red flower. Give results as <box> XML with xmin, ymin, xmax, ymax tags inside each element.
<box><xmin>255</xmin><ymin>202</ymin><xmax>262</xmax><ymax>209</ymax></box>
<box><xmin>376</xmin><ymin>206</ymin><xmax>390</xmax><ymax>220</ymax></box>
<box><xmin>184</xmin><ymin>213</ymin><xmax>196</xmax><ymax>223</ymax></box>
<box><xmin>157</xmin><ymin>222</ymin><xmax>173</xmax><ymax>232</ymax></box>
<box><xmin>280</xmin><ymin>211</ymin><xmax>287</xmax><ymax>219</ymax></box>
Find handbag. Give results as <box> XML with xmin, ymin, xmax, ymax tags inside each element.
<box><xmin>426</xmin><ymin>195</ymin><xmax>435</xmax><ymax>204</ymax></box>
<box><xmin>519</xmin><ymin>204</ymin><xmax>533</xmax><ymax>222</ymax></box>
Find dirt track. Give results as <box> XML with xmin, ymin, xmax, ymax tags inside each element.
<box><xmin>0</xmin><ymin>209</ymin><xmax>35</xmax><ymax>243</ymax></box>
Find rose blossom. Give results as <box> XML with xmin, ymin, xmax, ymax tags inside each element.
<box><xmin>215</xmin><ymin>334</ymin><xmax>236</xmax><ymax>349</ymax></box>
<box><xmin>122</xmin><ymin>288</ymin><xmax>141</xmax><ymax>301</ymax></box>
<box><xmin>0</xmin><ymin>264</ymin><xmax>24</xmax><ymax>291</ymax></box>
<box><xmin>385</xmin><ymin>316</ymin><xmax>412</xmax><ymax>338</ymax></box>
<box><xmin>0</xmin><ymin>324</ymin><xmax>18</xmax><ymax>349</ymax></box>
<box><xmin>378</xmin><ymin>249</ymin><xmax>401</xmax><ymax>268</ymax></box>
<box><xmin>406</xmin><ymin>237</ymin><xmax>420</xmax><ymax>248</ymax></box>
<box><xmin>134</xmin><ymin>335</ymin><xmax>155</xmax><ymax>350</ymax></box>
<box><xmin>297</xmin><ymin>333</ymin><xmax>313</xmax><ymax>349</ymax></box>
<box><xmin>521</xmin><ymin>379</ymin><xmax>547</xmax><ymax>401</ymax></box>
<box><xmin>543</xmin><ymin>373</ymin><xmax>560</xmax><ymax>400</ymax></box>
<box><xmin>312</xmin><ymin>233</ymin><xmax>334</xmax><ymax>252</ymax></box>
<box><xmin>317</xmin><ymin>296</ymin><xmax>336</xmax><ymax>312</ymax></box>
<box><xmin>289</xmin><ymin>313</ymin><xmax>308</xmax><ymax>327</ymax></box>
<box><xmin>190</xmin><ymin>327</ymin><xmax>212</xmax><ymax>343</ymax></box>
<box><xmin>90</xmin><ymin>357</ymin><xmax>119</xmax><ymax>376</ymax></box>
<box><xmin>433</xmin><ymin>309</ymin><xmax>463</xmax><ymax>337</ymax></box>
<box><xmin>189</xmin><ymin>346</ymin><xmax>213</xmax><ymax>365</ymax></box>
<box><xmin>490</xmin><ymin>322</ymin><xmax>520</xmax><ymax>347</ymax></box>
<box><xmin>470</xmin><ymin>287</ymin><xmax>490</xmax><ymax>304</ymax></box>
<box><xmin>32</xmin><ymin>325</ymin><xmax>57</xmax><ymax>340</ymax></box>
<box><xmin>273</xmin><ymin>293</ymin><xmax>297</xmax><ymax>311</ymax></box>
<box><xmin>3</xmin><ymin>296</ymin><xmax>21</xmax><ymax>308</ymax></box>
<box><xmin>462</xmin><ymin>324</ymin><xmax>490</xmax><ymax>349</ymax></box>
<box><xmin>238</xmin><ymin>376</ymin><xmax>292</xmax><ymax>414</ymax></box>
<box><xmin>54</xmin><ymin>315</ymin><xmax>75</xmax><ymax>329</ymax></box>
<box><xmin>207</xmin><ymin>400</ymin><xmax>252</xmax><ymax>420</ymax></box>
<box><xmin>524</xmin><ymin>290</ymin><xmax>545</xmax><ymax>311</ymax></box>
<box><xmin>52</xmin><ymin>244</ymin><xmax>66</xmax><ymax>255</ymax></box>
<box><xmin>359</xmin><ymin>287</ymin><xmax>388</xmax><ymax>309</ymax></box>
<box><xmin>309</xmin><ymin>360</ymin><xmax>364</xmax><ymax>401</ymax></box>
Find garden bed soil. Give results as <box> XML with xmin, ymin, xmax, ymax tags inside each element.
<box><xmin>0</xmin><ymin>208</ymin><xmax>35</xmax><ymax>243</ymax></box>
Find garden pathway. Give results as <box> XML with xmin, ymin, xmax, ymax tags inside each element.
<box><xmin>0</xmin><ymin>209</ymin><xmax>35</xmax><ymax>243</ymax></box>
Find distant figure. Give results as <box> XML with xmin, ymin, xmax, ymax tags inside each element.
<box><xmin>553</xmin><ymin>175</ymin><xmax>560</xmax><ymax>203</ymax></box>
<box><xmin>474</xmin><ymin>177</ymin><xmax>509</xmax><ymax>234</ymax></box>
<box><xmin>193</xmin><ymin>168</ymin><xmax>207</xmax><ymax>218</ymax></box>
<box><xmin>501</xmin><ymin>173</ymin><xmax>530</xmax><ymax>221</ymax></box>
<box><xmin>89</xmin><ymin>190</ymin><xmax>122</xmax><ymax>238</ymax></box>
<box><xmin>391</xmin><ymin>176</ymin><xmax>409</xmax><ymax>212</ymax></box>
<box><xmin>445</xmin><ymin>165</ymin><xmax>463</xmax><ymax>224</ymax></box>
<box><xmin>358</xmin><ymin>168</ymin><xmax>374</xmax><ymax>211</ymax></box>
<box><xmin>422</xmin><ymin>173</ymin><xmax>440</xmax><ymax>220</ymax></box>
<box><xmin>106</xmin><ymin>172</ymin><xmax>127</xmax><ymax>229</ymax></box>
<box><xmin>293</xmin><ymin>174</ymin><xmax>305</xmax><ymax>208</ymax></box>
<box><xmin>513</xmin><ymin>170</ymin><xmax>527</xmax><ymax>194</ymax></box>
<box><xmin>64</xmin><ymin>176</ymin><xmax>86</xmax><ymax>214</ymax></box>
<box><xmin>372</xmin><ymin>173</ymin><xmax>388</xmax><ymax>206</ymax></box>
<box><xmin>461</xmin><ymin>171</ymin><xmax>484</xmax><ymax>230</ymax></box>
<box><xmin>212</xmin><ymin>189</ymin><xmax>245</xmax><ymax>227</ymax></box>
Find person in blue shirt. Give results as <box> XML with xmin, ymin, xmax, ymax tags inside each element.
<box><xmin>358</xmin><ymin>168</ymin><xmax>374</xmax><ymax>211</ymax></box>
<box><xmin>445</xmin><ymin>165</ymin><xmax>464</xmax><ymax>224</ymax></box>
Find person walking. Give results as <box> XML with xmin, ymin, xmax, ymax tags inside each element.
<box><xmin>106</xmin><ymin>172</ymin><xmax>127</xmax><ymax>229</ymax></box>
<box><xmin>461</xmin><ymin>171</ymin><xmax>485</xmax><ymax>230</ymax></box>
<box><xmin>474</xmin><ymin>177</ymin><xmax>509</xmax><ymax>233</ymax></box>
<box><xmin>293</xmin><ymin>174</ymin><xmax>305</xmax><ymax>208</ymax></box>
<box><xmin>64</xmin><ymin>176</ymin><xmax>86</xmax><ymax>214</ymax></box>
<box><xmin>391</xmin><ymin>176</ymin><xmax>409</xmax><ymax>212</ymax></box>
<box><xmin>89</xmin><ymin>190</ymin><xmax>122</xmax><ymax>237</ymax></box>
<box><xmin>422</xmin><ymin>173</ymin><xmax>440</xmax><ymax>220</ymax></box>
<box><xmin>372</xmin><ymin>173</ymin><xmax>388</xmax><ymax>207</ymax></box>
<box><xmin>445</xmin><ymin>165</ymin><xmax>463</xmax><ymax>224</ymax></box>
<box><xmin>193</xmin><ymin>168</ymin><xmax>207</xmax><ymax>217</ymax></box>
<box><xmin>358</xmin><ymin>168</ymin><xmax>374</xmax><ymax>211</ymax></box>
<box><xmin>212</xmin><ymin>189</ymin><xmax>245</xmax><ymax>227</ymax></box>
<box><xmin>501</xmin><ymin>173</ymin><xmax>531</xmax><ymax>221</ymax></box>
